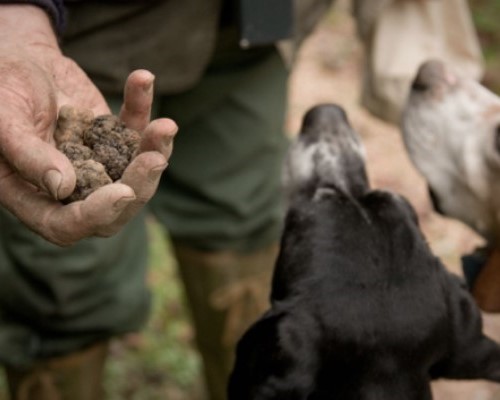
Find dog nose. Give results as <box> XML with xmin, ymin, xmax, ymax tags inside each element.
<box><xmin>411</xmin><ymin>60</ymin><xmax>448</xmax><ymax>92</ymax></box>
<box><xmin>300</xmin><ymin>104</ymin><xmax>348</xmax><ymax>136</ymax></box>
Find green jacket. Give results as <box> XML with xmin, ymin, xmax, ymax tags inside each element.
<box><xmin>61</xmin><ymin>0</ymin><xmax>333</xmax><ymax>94</ymax></box>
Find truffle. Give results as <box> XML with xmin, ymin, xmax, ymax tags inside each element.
<box><xmin>69</xmin><ymin>160</ymin><xmax>113</xmax><ymax>203</ymax></box>
<box><xmin>55</xmin><ymin>105</ymin><xmax>141</xmax><ymax>202</ymax></box>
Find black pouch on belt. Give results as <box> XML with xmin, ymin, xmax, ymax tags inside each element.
<box><xmin>238</xmin><ymin>0</ymin><xmax>293</xmax><ymax>47</ymax></box>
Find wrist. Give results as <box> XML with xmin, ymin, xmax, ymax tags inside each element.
<box><xmin>0</xmin><ymin>4</ymin><xmax>60</xmax><ymax>54</ymax></box>
<box><xmin>0</xmin><ymin>0</ymin><xmax>65</xmax><ymax>32</ymax></box>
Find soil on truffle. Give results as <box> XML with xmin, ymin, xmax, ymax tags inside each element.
<box><xmin>54</xmin><ymin>105</ymin><xmax>141</xmax><ymax>203</ymax></box>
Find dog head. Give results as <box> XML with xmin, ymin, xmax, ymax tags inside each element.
<box><xmin>402</xmin><ymin>59</ymin><xmax>500</xmax><ymax>239</ymax></box>
<box><xmin>274</xmin><ymin>103</ymin><xmax>424</xmax><ymax>303</ymax></box>
<box><xmin>403</xmin><ymin>59</ymin><xmax>500</xmax><ymax>172</ymax></box>
<box><xmin>229</xmin><ymin>104</ymin><xmax>500</xmax><ymax>400</ymax></box>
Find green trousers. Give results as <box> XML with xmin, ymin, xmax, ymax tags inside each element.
<box><xmin>0</xmin><ymin>210</ymin><xmax>149</xmax><ymax>367</ymax></box>
<box><xmin>151</xmin><ymin>50</ymin><xmax>288</xmax><ymax>251</ymax></box>
<box><xmin>0</xmin><ymin>46</ymin><xmax>288</xmax><ymax>374</ymax></box>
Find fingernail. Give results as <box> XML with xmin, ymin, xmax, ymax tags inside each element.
<box><xmin>160</xmin><ymin>136</ymin><xmax>173</xmax><ymax>154</ymax></box>
<box><xmin>113</xmin><ymin>195</ymin><xmax>136</xmax><ymax>211</ymax></box>
<box><xmin>42</xmin><ymin>170</ymin><xmax>62</xmax><ymax>200</ymax></box>
<box><xmin>144</xmin><ymin>76</ymin><xmax>154</xmax><ymax>93</ymax></box>
<box><xmin>148</xmin><ymin>163</ymin><xmax>168</xmax><ymax>181</ymax></box>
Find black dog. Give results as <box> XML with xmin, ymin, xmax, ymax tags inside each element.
<box><xmin>228</xmin><ymin>104</ymin><xmax>500</xmax><ymax>400</ymax></box>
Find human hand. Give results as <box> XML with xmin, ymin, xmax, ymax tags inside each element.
<box><xmin>0</xmin><ymin>5</ymin><xmax>177</xmax><ymax>246</ymax></box>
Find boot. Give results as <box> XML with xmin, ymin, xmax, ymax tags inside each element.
<box><xmin>173</xmin><ymin>242</ymin><xmax>279</xmax><ymax>400</ymax></box>
<box><xmin>5</xmin><ymin>341</ymin><xmax>109</xmax><ymax>400</ymax></box>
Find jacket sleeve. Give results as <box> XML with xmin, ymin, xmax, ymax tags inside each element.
<box><xmin>0</xmin><ymin>0</ymin><xmax>66</xmax><ymax>34</ymax></box>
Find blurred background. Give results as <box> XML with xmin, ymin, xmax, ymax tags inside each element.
<box><xmin>3</xmin><ymin>0</ymin><xmax>500</xmax><ymax>399</ymax></box>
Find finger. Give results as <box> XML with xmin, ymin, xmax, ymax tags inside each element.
<box><xmin>119</xmin><ymin>69</ymin><xmax>154</xmax><ymax>132</ymax></box>
<box><xmin>74</xmin><ymin>182</ymin><xmax>137</xmax><ymax>238</ymax></box>
<box><xmin>0</xmin><ymin>164</ymin><xmax>73</xmax><ymax>246</ymax></box>
<box><xmin>138</xmin><ymin>118</ymin><xmax>178</xmax><ymax>159</ymax></box>
<box><xmin>44</xmin><ymin>183</ymin><xmax>136</xmax><ymax>245</ymax></box>
<box><xmin>0</xmin><ymin>164</ymin><xmax>136</xmax><ymax>246</ymax></box>
<box><xmin>120</xmin><ymin>151</ymin><xmax>167</xmax><ymax>202</ymax></box>
<box><xmin>0</xmin><ymin>58</ymin><xmax>75</xmax><ymax>199</ymax></box>
<box><xmin>0</xmin><ymin>119</ymin><xmax>76</xmax><ymax>200</ymax></box>
<box><xmin>103</xmin><ymin>151</ymin><xmax>167</xmax><ymax>235</ymax></box>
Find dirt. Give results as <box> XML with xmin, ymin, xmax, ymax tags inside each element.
<box><xmin>286</xmin><ymin>1</ymin><xmax>500</xmax><ymax>398</ymax></box>
<box><xmin>55</xmin><ymin>105</ymin><xmax>140</xmax><ymax>202</ymax></box>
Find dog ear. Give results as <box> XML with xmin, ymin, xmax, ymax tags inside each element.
<box><xmin>228</xmin><ymin>312</ymin><xmax>282</xmax><ymax>399</ymax></box>
<box><xmin>228</xmin><ymin>311</ymin><xmax>319</xmax><ymax>400</ymax></box>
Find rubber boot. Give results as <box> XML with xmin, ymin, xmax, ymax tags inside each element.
<box><xmin>5</xmin><ymin>341</ymin><xmax>109</xmax><ymax>400</ymax></box>
<box><xmin>173</xmin><ymin>242</ymin><xmax>278</xmax><ymax>400</ymax></box>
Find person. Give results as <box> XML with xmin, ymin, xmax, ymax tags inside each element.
<box><xmin>0</xmin><ymin>1</ymin><xmax>333</xmax><ymax>399</ymax></box>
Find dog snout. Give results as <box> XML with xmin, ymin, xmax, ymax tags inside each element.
<box><xmin>299</xmin><ymin>104</ymin><xmax>362</xmax><ymax>155</ymax></box>
<box><xmin>300</xmin><ymin>103</ymin><xmax>349</xmax><ymax>139</ymax></box>
<box><xmin>283</xmin><ymin>104</ymin><xmax>368</xmax><ymax>198</ymax></box>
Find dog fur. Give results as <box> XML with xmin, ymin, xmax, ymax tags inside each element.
<box><xmin>228</xmin><ymin>104</ymin><xmax>500</xmax><ymax>400</ymax></box>
<box><xmin>402</xmin><ymin>59</ymin><xmax>500</xmax><ymax>243</ymax></box>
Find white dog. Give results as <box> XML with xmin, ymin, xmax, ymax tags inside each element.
<box><xmin>401</xmin><ymin>59</ymin><xmax>500</xmax><ymax>310</ymax></box>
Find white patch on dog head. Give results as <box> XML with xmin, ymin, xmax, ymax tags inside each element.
<box><xmin>283</xmin><ymin>126</ymin><xmax>366</xmax><ymax>198</ymax></box>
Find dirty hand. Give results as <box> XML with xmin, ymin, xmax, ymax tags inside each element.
<box><xmin>0</xmin><ymin>5</ymin><xmax>177</xmax><ymax>246</ymax></box>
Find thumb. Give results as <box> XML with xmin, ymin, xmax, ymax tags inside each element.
<box><xmin>0</xmin><ymin>113</ymin><xmax>76</xmax><ymax>200</ymax></box>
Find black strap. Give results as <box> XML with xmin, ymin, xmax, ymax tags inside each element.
<box><xmin>238</xmin><ymin>0</ymin><xmax>293</xmax><ymax>47</ymax></box>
